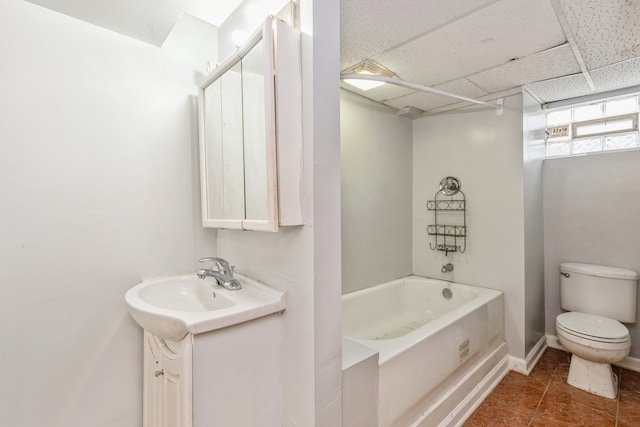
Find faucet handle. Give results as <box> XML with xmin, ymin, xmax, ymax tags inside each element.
<box><xmin>198</xmin><ymin>257</ymin><xmax>233</xmax><ymax>276</ymax></box>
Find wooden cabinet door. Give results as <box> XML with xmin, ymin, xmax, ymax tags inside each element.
<box><xmin>143</xmin><ymin>332</ymin><xmax>193</xmax><ymax>427</ymax></box>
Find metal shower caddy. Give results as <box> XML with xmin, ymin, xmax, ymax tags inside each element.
<box><xmin>427</xmin><ymin>176</ymin><xmax>466</xmax><ymax>255</ymax></box>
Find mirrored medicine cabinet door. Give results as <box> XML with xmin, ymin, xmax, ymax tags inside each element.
<box><xmin>198</xmin><ymin>18</ymin><xmax>278</xmax><ymax>232</ymax></box>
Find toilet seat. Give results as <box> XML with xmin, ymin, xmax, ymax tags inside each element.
<box><xmin>557</xmin><ymin>312</ymin><xmax>629</xmax><ymax>344</ymax></box>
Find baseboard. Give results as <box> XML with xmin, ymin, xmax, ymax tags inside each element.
<box><xmin>546</xmin><ymin>333</ymin><xmax>640</xmax><ymax>373</ymax></box>
<box><xmin>545</xmin><ymin>333</ymin><xmax>566</xmax><ymax>352</ymax></box>
<box><xmin>615</xmin><ymin>357</ymin><xmax>640</xmax><ymax>372</ymax></box>
<box><xmin>508</xmin><ymin>336</ymin><xmax>547</xmax><ymax>375</ymax></box>
<box><xmin>411</xmin><ymin>342</ymin><xmax>509</xmax><ymax>427</ymax></box>
<box><xmin>448</xmin><ymin>352</ymin><xmax>509</xmax><ymax>427</ymax></box>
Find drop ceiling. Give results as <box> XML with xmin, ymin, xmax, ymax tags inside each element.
<box><xmin>341</xmin><ymin>0</ymin><xmax>640</xmax><ymax>114</ymax></box>
<box><xmin>21</xmin><ymin>0</ymin><xmax>640</xmax><ymax>114</ymax></box>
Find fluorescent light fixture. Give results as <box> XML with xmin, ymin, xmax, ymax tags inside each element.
<box><xmin>341</xmin><ymin>60</ymin><xmax>396</xmax><ymax>91</ymax></box>
<box><xmin>343</xmin><ymin>71</ymin><xmax>386</xmax><ymax>91</ymax></box>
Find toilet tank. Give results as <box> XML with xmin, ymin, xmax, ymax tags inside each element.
<box><xmin>560</xmin><ymin>262</ymin><xmax>639</xmax><ymax>323</ymax></box>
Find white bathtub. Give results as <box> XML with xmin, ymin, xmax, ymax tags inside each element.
<box><xmin>342</xmin><ymin>276</ymin><xmax>506</xmax><ymax>427</ymax></box>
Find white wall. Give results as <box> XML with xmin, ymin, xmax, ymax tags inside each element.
<box><xmin>215</xmin><ymin>0</ymin><xmax>343</xmax><ymax>425</ymax></box>
<box><xmin>340</xmin><ymin>90</ymin><xmax>413</xmax><ymax>293</ymax></box>
<box><xmin>0</xmin><ymin>1</ymin><xmax>217</xmax><ymax>426</ymax></box>
<box><xmin>522</xmin><ymin>92</ymin><xmax>546</xmax><ymax>354</ymax></box>
<box><xmin>544</xmin><ymin>149</ymin><xmax>640</xmax><ymax>357</ymax></box>
<box><xmin>412</xmin><ymin>95</ymin><xmax>529</xmax><ymax>359</ymax></box>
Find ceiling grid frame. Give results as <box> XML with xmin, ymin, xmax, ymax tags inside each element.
<box><xmin>548</xmin><ymin>0</ymin><xmax>596</xmax><ymax>91</ymax></box>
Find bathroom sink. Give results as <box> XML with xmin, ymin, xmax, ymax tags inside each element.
<box><xmin>125</xmin><ymin>273</ymin><xmax>286</xmax><ymax>341</ymax></box>
<box><xmin>136</xmin><ymin>279</ymin><xmax>236</xmax><ymax>311</ymax></box>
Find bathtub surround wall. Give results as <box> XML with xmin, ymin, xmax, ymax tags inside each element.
<box><xmin>522</xmin><ymin>91</ymin><xmax>547</xmax><ymax>360</ymax></box>
<box><xmin>544</xmin><ymin>149</ymin><xmax>640</xmax><ymax>361</ymax></box>
<box><xmin>412</xmin><ymin>94</ymin><xmax>546</xmax><ymax>366</ymax></box>
<box><xmin>340</xmin><ymin>93</ymin><xmax>546</xmax><ymax>367</ymax></box>
<box><xmin>0</xmin><ymin>2</ymin><xmax>217</xmax><ymax>425</ymax></box>
<box><xmin>340</xmin><ymin>90</ymin><xmax>413</xmax><ymax>293</ymax></box>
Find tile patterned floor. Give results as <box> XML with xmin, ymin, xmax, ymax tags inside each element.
<box><xmin>464</xmin><ymin>348</ymin><xmax>640</xmax><ymax>426</ymax></box>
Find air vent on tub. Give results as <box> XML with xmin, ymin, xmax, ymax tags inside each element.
<box><xmin>459</xmin><ymin>338</ymin><xmax>470</xmax><ymax>362</ymax></box>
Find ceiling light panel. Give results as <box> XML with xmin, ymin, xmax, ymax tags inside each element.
<box><xmin>340</xmin><ymin>80</ymin><xmax>414</xmax><ymax>101</ymax></box>
<box><xmin>341</xmin><ymin>60</ymin><xmax>397</xmax><ymax>92</ymax></box>
<box><xmin>342</xmin><ymin>75</ymin><xmax>386</xmax><ymax>91</ymax></box>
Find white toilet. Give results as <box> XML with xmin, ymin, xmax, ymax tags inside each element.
<box><xmin>556</xmin><ymin>262</ymin><xmax>638</xmax><ymax>399</ymax></box>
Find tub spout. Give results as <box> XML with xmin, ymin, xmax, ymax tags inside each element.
<box><xmin>441</xmin><ymin>263</ymin><xmax>454</xmax><ymax>273</ymax></box>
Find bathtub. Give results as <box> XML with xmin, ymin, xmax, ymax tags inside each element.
<box><xmin>342</xmin><ymin>276</ymin><xmax>506</xmax><ymax>427</ymax></box>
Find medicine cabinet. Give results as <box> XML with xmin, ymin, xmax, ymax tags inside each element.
<box><xmin>198</xmin><ymin>17</ymin><xmax>303</xmax><ymax>232</ymax></box>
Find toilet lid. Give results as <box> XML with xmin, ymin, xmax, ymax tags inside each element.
<box><xmin>556</xmin><ymin>311</ymin><xmax>629</xmax><ymax>342</ymax></box>
<box><xmin>557</xmin><ymin>312</ymin><xmax>629</xmax><ymax>343</ymax></box>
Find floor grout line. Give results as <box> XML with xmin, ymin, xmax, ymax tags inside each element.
<box><xmin>466</xmin><ymin>349</ymin><xmax>640</xmax><ymax>426</ymax></box>
<box><xmin>527</xmin><ymin>354</ymin><xmax>561</xmax><ymax>426</ymax></box>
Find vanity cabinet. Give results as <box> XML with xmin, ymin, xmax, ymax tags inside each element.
<box><xmin>142</xmin><ymin>313</ymin><xmax>283</xmax><ymax>426</ymax></box>
<box><xmin>198</xmin><ymin>17</ymin><xmax>303</xmax><ymax>232</ymax></box>
<box><xmin>143</xmin><ymin>332</ymin><xmax>192</xmax><ymax>427</ymax></box>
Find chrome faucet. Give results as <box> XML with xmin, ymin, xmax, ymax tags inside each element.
<box><xmin>197</xmin><ymin>257</ymin><xmax>242</xmax><ymax>290</ymax></box>
<box><xmin>441</xmin><ymin>263</ymin><xmax>454</xmax><ymax>273</ymax></box>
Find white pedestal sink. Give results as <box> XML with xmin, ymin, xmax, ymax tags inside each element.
<box><xmin>125</xmin><ymin>272</ymin><xmax>286</xmax><ymax>427</ymax></box>
<box><xmin>125</xmin><ymin>272</ymin><xmax>286</xmax><ymax>341</ymax></box>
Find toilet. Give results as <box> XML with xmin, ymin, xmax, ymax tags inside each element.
<box><xmin>556</xmin><ymin>262</ymin><xmax>638</xmax><ymax>399</ymax></box>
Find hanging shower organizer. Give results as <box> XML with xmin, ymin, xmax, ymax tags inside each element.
<box><xmin>427</xmin><ymin>177</ymin><xmax>466</xmax><ymax>255</ymax></box>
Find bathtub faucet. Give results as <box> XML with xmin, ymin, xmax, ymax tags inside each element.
<box><xmin>441</xmin><ymin>263</ymin><xmax>454</xmax><ymax>273</ymax></box>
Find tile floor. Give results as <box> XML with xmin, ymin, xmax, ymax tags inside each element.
<box><xmin>464</xmin><ymin>348</ymin><xmax>640</xmax><ymax>426</ymax></box>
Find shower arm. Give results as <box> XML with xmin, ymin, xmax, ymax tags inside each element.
<box><xmin>340</xmin><ymin>73</ymin><xmax>504</xmax><ymax>116</ymax></box>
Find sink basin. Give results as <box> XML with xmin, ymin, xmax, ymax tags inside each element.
<box><xmin>136</xmin><ymin>279</ymin><xmax>235</xmax><ymax>312</ymax></box>
<box><xmin>125</xmin><ymin>273</ymin><xmax>286</xmax><ymax>341</ymax></box>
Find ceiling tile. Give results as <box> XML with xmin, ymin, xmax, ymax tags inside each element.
<box><xmin>468</xmin><ymin>44</ymin><xmax>581</xmax><ymax>93</ymax></box>
<box><xmin>384</xmin><ymin>78</ymin><xmax>489</xmax><ymax>111</ymax></box>
<box><xmin>524</xmin><ymin>56</ymin><xmax>640</xmax><ymax>103</ymax></box>
<box><xmin>384</xmin><ymin>91</ymin><xmax>455</xmax><ymax>112</ymax></box>
<box><xmin>590</xmin><ymin>57</ymin><xmax>640</xmax><ymax>93</ymax></box>
<box><xmin>372</xmin><ymin>0</ymin><xmax>566</xmax><ymax>87</ymax></box>
<box><xmin>341</xmin><ymin>0</ymin><xmax>498</xmax><ymax>69</ymax></box>
<box><xmin>557</xmin><ymin>0</ymin><xmax>640</xmax><ymax>70</ymax></box>
<box><xmin>523</xmin><ymin>73</ymin><xmax>591</xmax><ymax>103</ymax></box>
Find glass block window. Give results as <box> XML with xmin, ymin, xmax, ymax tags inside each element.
<box><xmin>545</xmin><ymin>94</ymin><xmax>640</xmax><ymax>158</ymax></box>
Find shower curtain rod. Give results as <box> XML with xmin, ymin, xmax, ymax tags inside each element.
<box><xmin>340</xmin><ymin>73</ymin><xmax>504</xmax><ymax>115</ymax></box>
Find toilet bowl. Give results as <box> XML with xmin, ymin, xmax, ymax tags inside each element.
<box><xmin>556</xmin><ymin>312</ymin><xmax>631</xmax><ymax>399</ymax></box>
<box><xmin>555</xmin><ymin>262</ymin><xmax>638</xmax><ymax>399</ymax></box>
